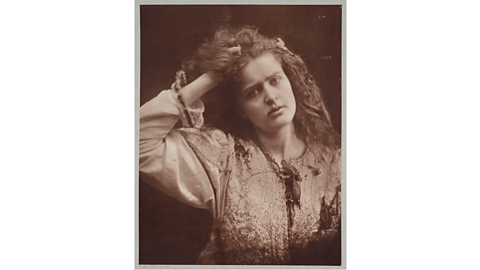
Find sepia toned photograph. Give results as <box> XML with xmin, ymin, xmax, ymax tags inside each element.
<box><xmin>136</xmin><ymin>2</ymin><xmax>345</xmax><ymax>267</ymax></box>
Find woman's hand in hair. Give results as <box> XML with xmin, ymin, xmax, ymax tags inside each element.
<box><xmin>227</xmin><ymin>45</ymin><xmax>242</xmax><ymax>56</ymax></box>
<box><xmin>179</xmin><ymin>41</ymin><xmax>242</xmax><ymax>106</ymax></box>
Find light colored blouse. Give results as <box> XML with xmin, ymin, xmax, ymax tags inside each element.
<box><xmin>139</xmin><ymin>89</ymin><xmax>341</xmax><ymax>265</ymax></box>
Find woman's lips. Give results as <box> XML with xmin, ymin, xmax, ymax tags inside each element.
<box><xmin>268</xmin><ymin>106</ymin><xmax>285</xmax><ymax>116</ymax></box>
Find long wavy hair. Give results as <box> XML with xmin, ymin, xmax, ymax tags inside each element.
<box><xmin>182</xmin><ymin>26</ymin><xmax>340</xmax><ymax>155</ymax></box>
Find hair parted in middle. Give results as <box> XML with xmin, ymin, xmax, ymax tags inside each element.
<box><xmin>182</xmin><ymin>26</ymin><xmax>340</xmax><ymax>155</ymax></box>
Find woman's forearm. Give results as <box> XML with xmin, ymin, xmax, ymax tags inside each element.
<box><xmin>179</xmin><ymin>72</ymin><xmax>222</xmax><ymax>106</ymax></box>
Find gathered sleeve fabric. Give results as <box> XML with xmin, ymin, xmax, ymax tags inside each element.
<box><xmin>139</xmin><ymin>89</ymin><xmax>232</xmax><ymax>219</ymax></box>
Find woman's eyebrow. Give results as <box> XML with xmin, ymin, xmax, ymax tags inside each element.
<box><xmin>242</xmin><ymin>71</ymin><xmax>282</xmax><ymax>93</ymax></box>
<box><xmin>266</xmin><ymin>71</ymin><xmax>282</xmax><ymax>80</ymax></box>
<box><xmin>242</xmin><ymin>83</ymin><xmax>262</xmax><ymax>93</ymax></box>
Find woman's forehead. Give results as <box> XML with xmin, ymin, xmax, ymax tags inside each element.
<box><xmin>239</xmin><ymin>53</ymin><xmax>283</xmax><ymax>84</ymax></box>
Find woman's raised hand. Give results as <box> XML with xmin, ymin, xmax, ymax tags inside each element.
<box><xmin>227</xmin><ymin>45</ymin><xmax>242</xmax><ymax>56</ymax></box>
<box><xmin>178</xmin><ymin>42</ymin><xmax>242</xmax><ymax>106</ymax></box>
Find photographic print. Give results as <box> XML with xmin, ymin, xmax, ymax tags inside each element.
<box><xmin>136</xmin><ymin>2</ymin><xmax>345</xmax><ymax>267</ymax></box>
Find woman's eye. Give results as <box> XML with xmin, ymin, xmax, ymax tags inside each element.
<box><xmin>249</xmin><ymin>89</ymin><xmax>259</xmax><ymax>97</ymax></box>
<box><xmin>271</xmin><ymin>77</ymin><xmax>281</xmax><ymax>85</ymax></box>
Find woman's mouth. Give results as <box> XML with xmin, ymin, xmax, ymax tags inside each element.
<box><xmin>268</xmin><ymin>106</ymin><xmax>285</xmax><ymax>116</ymax></box>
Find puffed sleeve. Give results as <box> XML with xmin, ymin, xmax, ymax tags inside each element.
<box><xmin>139</xmin><ymin>89</ymin><xmax>231</xmax><ymax>218</ymax></box>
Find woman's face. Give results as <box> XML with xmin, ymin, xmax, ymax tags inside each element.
<box><xmin>236</xmin><ymin>53</ymin><xmax>296</xmax><ymax>135</ymax></box>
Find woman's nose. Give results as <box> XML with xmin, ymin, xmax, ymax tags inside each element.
<box><xmin>264</xmin><ymin>86</ymin><xmax>277</xmax><ymax>105</ymax></box>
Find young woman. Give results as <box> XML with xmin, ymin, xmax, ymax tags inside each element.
<box><xmin>139</xmin><ymin>27</ymin><xmax>341</xmax><ymax>265</ymax></box>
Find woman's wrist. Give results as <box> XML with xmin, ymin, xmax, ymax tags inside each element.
<box><xmin>204</xmin><ymin>71</ymin><xmax>222</xmax><ymax>88</ymax></box>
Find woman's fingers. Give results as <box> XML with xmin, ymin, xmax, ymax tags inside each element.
<box><xmin>227</xmin><ymin>45</ymin><xmax>241</xmax><ymax>55</ymax></box>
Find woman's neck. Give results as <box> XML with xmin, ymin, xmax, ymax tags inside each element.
<box><xmin>255</xmin><ymin>124</ymin><xmax>306</xmax><ymax>165</ymax></box>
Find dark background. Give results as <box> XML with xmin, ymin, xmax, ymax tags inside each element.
<box><xmin>139</xmin><ymin>5</ymin><xmax>342</xmax><ymax>264</ymax></box>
